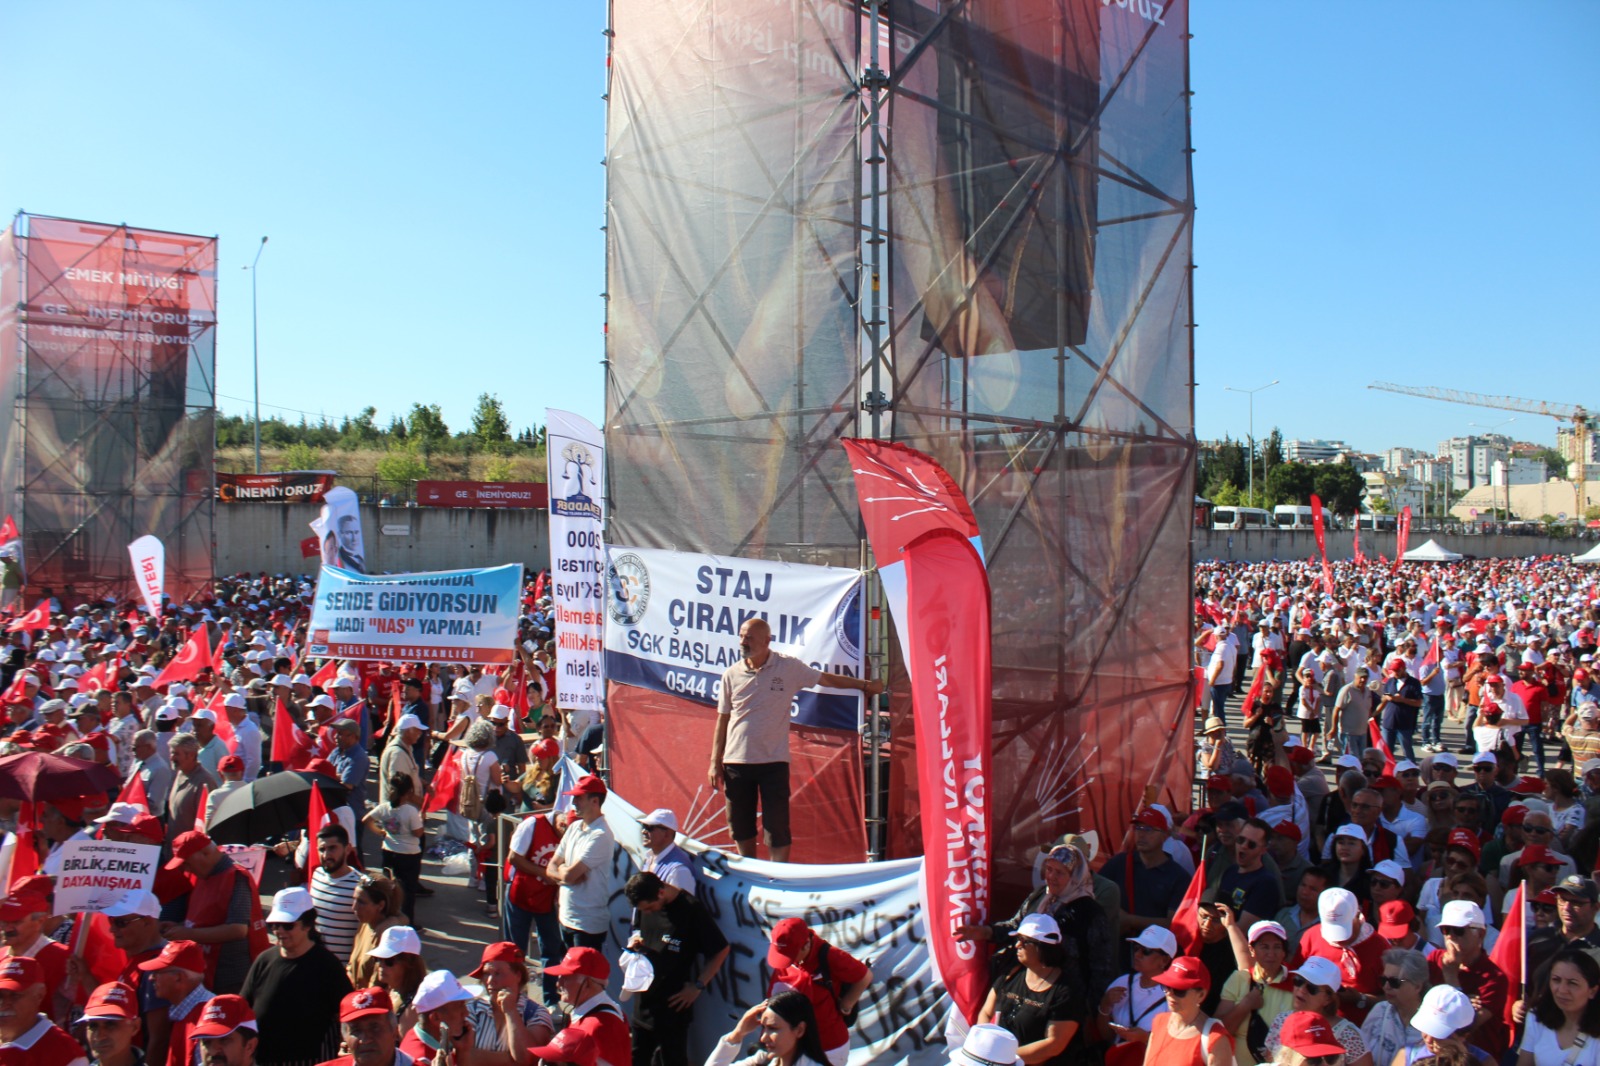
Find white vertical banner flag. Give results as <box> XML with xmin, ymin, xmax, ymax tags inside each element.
<box><xmin>128</xmin><ymin>535</ymin><xmax>164</xmax><ymax>616</ymax></box>
<box><xmin>545</xmin><ymin>409</ymin><xmax>605</xmax><ymax>714</ymax></box>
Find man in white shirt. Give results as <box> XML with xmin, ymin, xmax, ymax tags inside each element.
<box><xmin>1205</xmin><ymin>624</ymin><xmax>1238</xmax><ymax>726</ymax></box>
<box><xmin>546</xmin><ymin>775</ymin><xmax>615</xmax><ymax>950</ymax></box>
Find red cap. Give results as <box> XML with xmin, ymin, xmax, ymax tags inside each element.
<box><xmin>1205</xmin><ymin>775</ymin><xmax>1231</xmax><ymax>791</ymax></box>
<box><xmin>1264</xmin><ymin>766</ymin><xmax>1294</xmax><ymax>797</ymax></box>
<box><xmin>1502</xmin><ymin>806</ymin><xmax>1529</xmax><ymax>827</ymax></box>
<box><xmin>164</xmin><ymin>830</ymin><xmax>214</xmax><ymax>870</ymax></box>
<box><xmin>136</xmin><ymin>939</ymin><xmax>206</xmax><ymax>974</ymax></box>
<box><xmin>1511</xmin><ymin>775</ymin><xmax>1546</xmax><ymax>795</ymax></box>
<box><xmin>544</xmin><ymin>946</ymin><xmax>609</xmax><ymax>981</ymax></box>
<box><xmin>1447</xmin><ymin>828</ymin><xmax>1483</xmax><ymax>859</ymax></box>
<box><xmin>768</xmin><ymin>917</ymin><xmax>814</xmax><ymax>968</ymax></box>
<box><xmin>338</xmin><ymin>988</ymin><xmax>393</xmax><ymax>1022</ymax></box>
<box><xmin>1535</xmin><ymin>888</ymin><xmax>1560</xmax><ymax>906</ymax></box>
<box><xmin>1377</xmin><ymin>900</ymin><xmax>1415</xmax><ymax>939</ymax></box>
<box><xmin>1386</xmin><ymin>658</ymin><xmax>1407</xmax><ymax>675</ymax></box>
<box><xmin>1277</xmin><ymin>1011</ymin><xmax>1346</xmax><ymax>1056</ymax></box>
<box><xmin>1130</xmin><ymin>807</ymin><xmax>1169</xmax><ymax>831</ymax></box>
<box><xmin>528</xmin><ymin>1026</ymin><xmax>598</xmax><ymax>1066</ymax></box>
<box><xmin>1370</xmin><ymin>775</ymin><xmax>1402</xmax><ymax>791</ymax></box>
<box><xmin>469</xmin><ymin>941</ymin><xmax>526</xmax><ymax>980</ymax></box>
<box><xmin>129</xmin><ymin>814</ymin><xmax>166</xmax><ymax>844</ymax></box>
<box><xmin>561</xmin><ymin>774</ymin><xmax>607</xmax><ymax>799</ymax></box>
<box><xmin>10</xmin><ymin>876</ymin><xmax>52</xmax><ymax>901</ymax></box>
<box><xmin>0</xmin><ymin>957</ymin><xmax>41</xmax><ymax>991</ymax></box>
<box><xmin>1519</xmin><ymin>844</ymin><xmax>1561</xmax><ymax>867</ymax></box>
<box><xmin>1577</xmin><ymin>668</ymin><xmax>1592</xmax><ymax>684</ymax></box>
<box><xmin>190</xmin><ymin>995</ymin><xmax>258</xmax><ymax>1038</ymax></box>
<box><xmin>1271</xmin><ymin>820</ymin><xmax>1303</xmax><ymax>843</ymax></box>
<box><xmin>1288</xmin><ymin>745</ymin><xmax>1314</xmax><ymax>765</ymax></box>
<box><xmin>1151</xmin><ymin>956</ymin><xmax>1210</xmax><ymax>990</ymax></box>
<box><xmin>0</xmin><ymin>894</ymin><xmax>51</xmax><ymax>922</ymax></box>
<box><xmin>1483</xmin><ymin>674</ymin><xmax>1504</xmax><ymax>685</ymax></box>
<box><xmin>45</xmin><ymin>794</ymin><xmax>90</xmax><ymax>821</ymax></box>
<box><xmin>81</xmin><ymin>981</ymin><xmax>139</xmax><ymax>1021</ymax></box>
<box><xmin>218</xmin><ymin>755</ymin><xmax>244</xmax><ymax>773</ymax></box>
<box><xmin>530</xmin><ymin>738</ymin><xmax>561</xmax><ymax>760</ymax></box>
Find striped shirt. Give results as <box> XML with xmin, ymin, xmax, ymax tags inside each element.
<box><xmin>310</xmin><ymin>866</ymin><xmax>364</xmax><ymax>963</ymax></box>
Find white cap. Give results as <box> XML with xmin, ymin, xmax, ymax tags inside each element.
<box><xmin>1472</xmin><ymin>750</ymin><xmax>1498</xmax><ymax>766</ymax></box>
<box><xmin>270</xmin><ymin>674</ymin><xmax>292</xmax><ymax>687</ymax></box>
<box><xmin>1371</xmin><ymin>859</ymin><xmax>1406</xmax><ymax>884</ymax></box>
<box><xmin>223</xmin><ymin>694</ymin><xmax>247</xmax><ymax>711</ymax></box>
<box><xmin>656</xmin><ymin>863</ymin><xmax>696</xmax><ymax>893</ymax></box>
<box><xmin>1581</xmin><ymin>758</ymin><xmax>1600</xmax><ymax>778</ymax></box>
<box><xmin>619</xmin><ymin>950</ymin><xmax>654</xmax><ymax>995</ymax></box>
<box><xmin>332</xmin><ymin>674</ymin><xmax>356</xmax><ymax>689</ymax></box>
<box><xmin>94</xmin><ymin>802</ymin><xmax>146</xmax><ymax>826</ymax></box>
<box><xmin>191</xmin><ymin>709</ymin><xmax>217</xmax><ymax>724</ymax></box>
<box><xmin>1290</xmin><ymin>956</ymin><xmax>1343</xmax><ymax>991</ymax></box>
<box><xmin>368</xmin><ymin>925</ymin><xmax>422</xmax><ymax>959</ymax></box>
<box><xmin>1334</xmin><ymin>754</ymin><xmax>1361</xmax><ymax>770</ymax></box>
<box><xmin>55</xmin><ymin>677</ymin><xmax>77</xmax><ymax>691</ymax></box>
<box><xmin>1318</xmin><ymin>887</ymin><xmax>1360</xmax><ymax>941</ymax></box>
<box><xmin>1393</xmin><ymin>759</ymin><xmax>1420</xmax><ymax>774</ymax></box>
<box><xmin>266</xmin><ymin>886</ymin><xmax>315</xmax><ymax>923</ymax></box>
<box><xmin>309</xmin><ymin>694</ymin><xmax>337</xmax><ymax>711</ymax></box>
<box><xmin>951</xmin><ymin>1025</ymin><xmax>1023</xmax><ymax>1066</ymax></box>
<box><xmin>1015</xmin><ymin>913</ymin><xmax>1062</xmax><ymax>945</ymax></box>
<box><xmin>155</xmin><ymin>704</ymin><xmax>181</xmax><ymax>722</ymax></box>
<box><xmin>1126</xmin><ymin>925</ymin><xmax>1177</xmax><ymax>957</ymax></box>
<box><xmin>1432</xmin><ymin>752</ymin><xmax>1459</xmax><ymax>769</ymax></box>
<box><xmin>1247</xmin><ymin>920</ymin><xmax>1288</xmax><ymax>944</ymax></box>
<box><xmin>396</xmin><ymin>713</ymin><xmax>426</xmax><ymax>733</ymax></box>
<box><xmin>451</xmin><ymin>679</ymin><xmax>474</xmax><ymax>698</ymax></box>
<box><xmin>291</xmin><ymin>674</ymin><xmax>311</xmax><ymax>687</ymax></box>
<box><xmin>1412</xmin><ymin>985</ymin><xmax>1477</xmax><ymax>1040</ymax></box>
<box><xmin>413</xmin><ymin>971</ymin><xmax>474</xmax><ymax>1014</ymax></box>
<box><xmin>488</xmin><ymin>704</ymin><xmax>511</xmax><ymax>721</ymax></box>
<box><xmin>1332</xmin><ymin>824</ymin><xmax>1368</xmax><ymax>844</ymax></box>
<box><xmin>1438</xmin><ymin>899</ymin><xmax>1487</xmax><ymax>929</ymax></box>
<box><xmin>642</xmin><ymin>808</ymin><xmax>679</xmax><ymax>831</ymax></box>
<box><xmin>100</xmin><ymin>890</ymin><xmax>161</xmax><ymax>919</ymax></box>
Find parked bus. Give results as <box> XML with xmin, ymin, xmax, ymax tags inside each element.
<box><xmin>1212</xmin><ymin>506</ymin><xmax>1272</xmax><ymax>530</ymax></box>
<box><xmin>1353</xmin><ymin>513</ymin><xmax>1398</xmax><ymax>533</ymax></box>
<box><xmin>1273</xmin><ymin>505</ymin><xmax>1315</xmax><ymax>531</ymax></box>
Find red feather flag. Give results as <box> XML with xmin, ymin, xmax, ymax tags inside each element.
<box><xmin>304</xmin><ymin>782</ymin><xmax>329</xmax><ymax>886</ymax></box>
<box><xmin>533</xmin><ymin>571</ymin><xmax>548</xmax><ymax>603</ymax></box>
<box><xmin>0</xmin><ymin>515</ymin><xmax>18</xmax><ymax>544</ymax></box>
<box><xmin>209</xmin><ymin>694</ymin><xmax>240</xmax><ymax>756</ymax></box>
<box><xmin>424</xmin><ymin>747</ymin><xmax>461</xmax><ymax>814</ymax></box>
<box><xmin>152</xmin><ymin>629</ymin><xmax>213</xmax><ymax>688</ymax></box>
<box><xmin>271</xmin><ymin>698</ymin><xmax>314</xmax><ymax>770</ymax></box>
<box><xmin>117</xmin><ymin>769</ymin><xmax>151</xmax><ymax>812</ymax></box>
<box><xmin>1169</xmin><ymin>860</ymin><xmax>1207</xmax><ymax>956</ymax></box>
<box><xmin>1422</xmin><ymin>636</ymin><xmax>1440</xmax><ymax>669</ymax></box>
<box><xmin>1489</xmin><ymin>882</ymin><xmax>1527</xmax><ymax>1032</ymax></box>
<box><xmin>6</xmin><ymin>601</ymin><xmax>51</xmax><ymax>633</ymax></box>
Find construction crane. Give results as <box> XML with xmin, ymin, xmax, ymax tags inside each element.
<box><xmin>1368</xmin><ymin>382</ymin><xmax>1595</xmax><ymax>520</ymax></box>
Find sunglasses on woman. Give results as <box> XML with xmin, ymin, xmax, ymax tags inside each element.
<box><xmin>1381</xmin><ymin>976</ymin><xmax>1409</xmax><ymax>989</ymax></box>
<box><xmin>1300</xmin><ymin>1056</ymin><xmax>1342</xmax><ymax>1066</ymax></box>
<box><xmin>1293</xmin><ymin>976</ymin><xmax>1330</xmax><ymax>995</ymax></box>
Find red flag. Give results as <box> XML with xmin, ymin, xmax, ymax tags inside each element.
<box><xmin>210</xmin><ymin>694</ymin><xmax>240</xmax><ymax>756</ymax></box>
<box><xmin>271</xmin><ymin>698</ymin><xmax>314</xmax><ymax>769</ymax></box>
<box><xmin>1367</xmin><ymin>719</ymin><xmax>1397</xmax><ymax>776</ymax></box>
<box><xmin>116</xmin><ymin>769</ymin><xmax>151</xmax><ymax>812</ymax></box>
<box><xmin>1394</xmin><ymin>506</ymin><xmax>1412</xmax><ymax>572</ymax></box>
<box><xmin>424</xmin><ymin>747</ymin><xmax>461</xmax><ymax>814</ymax></box>
<box><xmin>299</xmin><ymin>536</ymin><xmax>320</xmax><ymax>559</ymax></box>
<box><xmin>1352</xmin><ymin>522</ymin><xmax>1365</xmax><ymax>564</ymax></box>
<box><xmin>1422</xmin><ymin>637</ymin><xmax>1440</xmax><ymax>669</ymax></box>
<box><xmin>1239</xmin><ymin>664</ymin><xmax>1267</xmax><ymax>722</ymax></box>
<box><xmin>5</xmin><ymin>601</ymin><xmax>50</xmax><ymax>633</ymax></box>
<box><xmin>305</xmin><ymin>782</ymin><xmax>329</xmax><ymax>886</ymax></box>
<box><xmin>210</xmin><ymin>629</ymin><xmax>228</xmax><ymax>674</ymax></box>
<box><xmin>78</xmin><ymin>654</ymin><xmax>121</xmax><ymax>695</ymax></box>
<box><xmin>842</xmin><ymin>438</ymin><xmax>989</xmax><ymax>1024</ymax></box>
<box><xmin>309</xmin><ymin>658</ymin><xmax>340</xmax><ymax>690</ymax></box>
<box><xmin>1489</xmin><ymin>882</ymin><xmax>1526</xmax><ymax>1031</ymax></box>
<box><xmin>1169</xmin><ymin>860</ymin><xmax>1207</xmax><ymax>956</ymax></box>
<box><xmin>0</xmin><ymin>515</ymin><xmax>18</xmax><ymax>544</ymax></box>
<box><xmin>1310</xmin><ymin>496</ymin><xmax>1334</xmax><ymax>594</ymax></box>
<box><xmin>533</xmin><ymin>571</ymin><xmax>548</xmax><ymax>603</ymax></box>
<box><xmin>1421</xmin><ymin>572</ymin><xmax>1434</xmax><ymax>596</ymax></box>
<box><xmin>1378</xmin><ymin>553</ymin><xmax>1389</xmax><ymax>567</ymax></box>
<box><xmin>1193</xmin><ymin>666</ymin><xmax>1207</xmax><ymax>713</ymax></box>
<box><xmin>193</xmin><ymin>786</ymin><xmax>209</xmax><ymax>832</ymax></box>
<box><xmin>152</xmin><ymin>629</ymin><xmax>213</xmax><ymax>688</ymax></box>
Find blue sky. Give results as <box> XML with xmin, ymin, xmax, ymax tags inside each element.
<box><xmin>2</xmin><ymin>3</ymin><xmax>1595</xmax><ymax>456</ymax></box>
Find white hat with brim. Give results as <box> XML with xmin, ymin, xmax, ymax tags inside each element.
<box><xmin>266</xmin><ymin>886</ymin><xmax>314</xmax><ymax>924</ymax></box>
<box><xmin>1412</xmin><ymin>985</ymin><xmax>1476</xmax><ymax>1040</ymax></box>
<box><xmin>368</xmin><ymin>925</ymin><xmax>422</xmax><ymax>959</ymax></box>
<box><xmin>950</xmin><ymin>1024</ymin><xmax>1023</xmax><ymax>1066</ymax></box>
<box><xmin>413</xmin><ymin>971</ymin><xmax>474</xmax><ymax>1014</ymax></box>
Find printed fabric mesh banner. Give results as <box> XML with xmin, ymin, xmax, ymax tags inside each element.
<box><xmin>0</xmin><ymin>214</ymin><xmax>216</xmax><ymax>601</ymax></box>
<box><xmin>605</xmin><ymin>0</ymin><xmax>1195</xmax><ymax>911</ymax></box>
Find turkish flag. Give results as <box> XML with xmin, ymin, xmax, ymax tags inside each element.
<box><xmin>1367</xmin><ymin>720</ymin><xmax>1397</xmax><ymax>776</ymax></box>
<box><xmin>309</xmin><ymin>658</ymin><xmax>340</xmax><ymax>690</ymax></box>
<box><xmin>1489</xmin><ymin>882</ymin><xmax>1526</xmax><ymax>1031</ymax></box>
<box><xmin>304</xmin><ymin>782</ymin><xmax>331</xmax><ymax>886</ymax></box>
<box><xmin>300</xmin><ymin>536</ymin><xmax>320</xmax><ymax>559</ymax></box>
<box><xmin>1169</xmin><ymin>860</ymin><xmax>1208</xmax><ymax>956</ymax></box>
<box><xmin>1239</xmin><ymin>663</ymin><xmax>1267</xmax><ymax>722</ymax></box>
<box><xmin>152</xmin><ymin>629</ymin><xmax>212</xmax><ymax>689</ymax></box>
<box><xmin>533</xmin><ymin>571</ymin><xmax>548</xmax><ymax>603</ymax></box>
<box><xmin>210</xmin><ymin>630</ymin><xmax>228</xmax><ymax>674</ymax></box>
<box><xmin>6</xmin><ymin>601</ymin><xmax>50</xmax><ymax>633</ymax></box>
<box><xmin>424</xmin><ymin>747</ymin><xmax>461</xmax><ymax>814</ymax></box>
<box><xmin>78</xmin><ymin>655</ymin><xmax>121</xmax><ymax>695</ymax></box>
<box><xmin>0</xmin><ymin>515</ymin><xmax>18</xmax><ymax>544</ymax></box>
<box><xmin>272</xmin><ymin>698</ymin><xmax>314</xmax><ymax>769</ymax></box>
<box><xmin>117</xmin><ymin>768</ymin><xmax>151</xmax><ymax>812</ymax></box>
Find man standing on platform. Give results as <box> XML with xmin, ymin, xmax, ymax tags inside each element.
<box><xmin>707</xmin><ymin>618</ymin><xmax>882</xmax><ymax>862</ymax></box>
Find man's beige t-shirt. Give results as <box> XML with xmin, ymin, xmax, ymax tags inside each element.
<box><xmin>717</xmin><ymin>652</ymin><xmax>822</xmax><ymax>765</ymax></box>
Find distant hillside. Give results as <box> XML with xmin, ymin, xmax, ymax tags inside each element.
<box><xmin>217</xmin><ymin>446</ymin><xmax>546</xmax><ymax>500</ymax></box>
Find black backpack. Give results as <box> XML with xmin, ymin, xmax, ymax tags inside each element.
<box><xmin>811</xmin><ymin>940</ymin><xmax>862</xmax><ymax>1026</ymax></box>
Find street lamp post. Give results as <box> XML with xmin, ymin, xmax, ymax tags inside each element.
<box><xmin>1224</xmin><ymin>380</ymin><xmax>1279</xmax><ymax>507</ymax></box>
<box><xmin>245</xmin><ymin>236</ymin><xmax>268</xmax><ymax>473</ymax></box>
<box><xmin>1469</xmin><ymin>418</ymin><xmax>1516</xmax><ymax>523</ymax></box>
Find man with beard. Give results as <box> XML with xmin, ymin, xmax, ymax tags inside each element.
<box><xmin>0</xmin><ymin>957</ymin><xmax>86</xmax><ymax>1066</ymax></box>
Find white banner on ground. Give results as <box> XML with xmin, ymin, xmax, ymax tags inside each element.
<box><xmin>306</xmin><ymin>564</ymin><xmax>524</xmax><ymax>664</ymax></box>
<box><xmin>54</xmin><ymin>839</ymin><xmax>160</xmax><ymax>913</ymax></box>
<box><xmin>546</xmin><ymin>409</ymin><xmax>605</xmax><ymax>713</ymax></box>
<box><xmin>310</xmin><ymin>485</ymin><xmax>368</xmax><ymax>574</ymax></box>
<box><xmin>128</xmin><ymin>535</ymin><xmax>164</xmax><ymax>617</ymax></box>
<box><xmin>603</xmin><ymin>546</ymin><xmax>864</xmax><ymax>729</ymax></box>
<box><xmin>594</xmin><ymin>794</ymin><xmax>948</xmax><ymax>1066</ymax></box>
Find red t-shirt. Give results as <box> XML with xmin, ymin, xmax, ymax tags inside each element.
<box><xmin>1426</xmin><ymin>948</ymin><xmax>1509</xmax><ymax>1058</ymax></box>
<box><xmin>1296</xmin><ymin>924</ymin><xmax>1385</xmax><ymax>1024</ymax></box>
<box><xmin>0</xmin><ymin>1018</ymin><xmax>87</xmax><ymax>1066</ymax></box>
<box><xmin>1512</xmin><ymin>680</ymin><xmax>1550</xmax><ymax>727</ymax></box>
<box><xmin>768</xmin><ymin>942</ymin><xmax>870</xmax><ymax>1052</ymax></box>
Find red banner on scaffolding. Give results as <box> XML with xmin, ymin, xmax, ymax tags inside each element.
<box><xmin>1395</xmin><ymin>506</ymin><xmax>1412</xmax><ymax>571</ymax></box>
<box><xmin>1311</xmin><ymin>495</ymin><xmax>1333</xmax><ymax>594</ymax></box>
<box><xmin>217</xmin><ymin>472</ymin><xmax>335</xmax><ymax>504</ymax></box>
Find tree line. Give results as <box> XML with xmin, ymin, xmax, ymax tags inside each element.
<box><xmin>1197</xmin><ymin>428</ymin><xmax>1366</xmax><ymax>514</ymax></box>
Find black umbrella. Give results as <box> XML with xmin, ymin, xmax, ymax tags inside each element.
<box><xmin>206</xmin><ymin>770</ymin><xmax>349</xmax><ymax>845</ymax></box>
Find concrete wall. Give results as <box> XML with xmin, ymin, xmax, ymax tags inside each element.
<box><xmin>216</xmin><ymin>505</ymin><xmax>548</xmax><ymax>576</ymax></box>
<box><xmin>1194</xmin><ymin>528</ymin><xmax>1596</xmax><ymax>564</ymax></box>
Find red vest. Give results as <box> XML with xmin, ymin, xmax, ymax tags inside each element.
<box><xmin>574</xmin><ymin>1003</ymin><xmax>630</xmax><ymax>1066</ymax></box>
<box><xmin>184</xmin><ymin>861</ymin><xmax>269</xmax><ymax>985</ymax></box>
<box><xmin>168</xmin><ymin>995</ymin><xmax>213</xmax><ymax>1066</ymax></box>
<box><xmin>505</xmin><ymin>815</ymin><xmax>559</xmax><ymax>913</ymax></box>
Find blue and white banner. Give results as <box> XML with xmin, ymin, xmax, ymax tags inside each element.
<box><xmin>547</xmin><ymin>409</ymin><xmax>606</xmax><ymax>713</ymax></box>
<box><xmin>306</xmin><ymin>563</ymin><xmax>524</xmax><ymax>664</ymax></box>
<box><xmin>604</xmin><ymin>546</ymin><xmax>865</xmax><ymax>729</ymax></box>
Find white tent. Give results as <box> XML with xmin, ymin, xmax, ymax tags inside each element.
<box><xmin>1401</xmin><ymin>538</ymin><xmax>1464</xmax><ymax>562</ymax></box>
<box><xmin>1576</xmin><ymin>541</ymin><xmax>1600</xmax><ymax>564</ymax></box>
